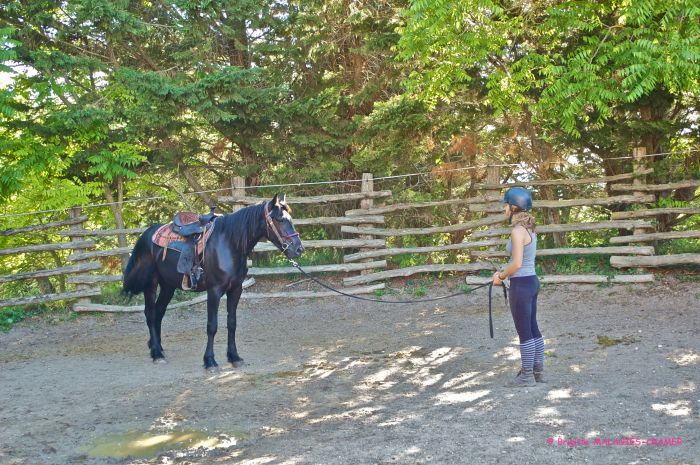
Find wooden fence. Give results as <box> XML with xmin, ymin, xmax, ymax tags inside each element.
<box><xmin>1</xmin><ymin>148</ymin><xmax>698</xmax><ymax>311</ymax></box>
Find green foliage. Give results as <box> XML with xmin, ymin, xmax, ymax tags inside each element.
<box><xmin>253</xmin><ymin>248</ymin><xmax>344</xmax><ymax>269</ymax></box>
<box><xmin>389</xmin><ymin>252</ymin><xmax>430</xmax><ymax>268</ymax></box>
<box><xmin>413</xmin><ymin>285</ymin><xmax>427</xmax><ymax>297</ymax></box>
<box><xmin>399</xmin><ymin>0</ymin><xmax>700</xmax><ymax>138</ymax></box>
<box><xmin>536</xmin><ymin>255</ymin><xmax>615</xmax><ymax>276</ymax></box>
<box><xmin>657</xmin><ymin>239</ymin><xmax>700</xmax><ymax>255</ymax></box>
<box><xmin>0</xmin><ymin>307</ymin><xmax>25</xmax><ymax>331</ymax></box>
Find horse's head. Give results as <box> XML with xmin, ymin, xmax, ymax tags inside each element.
<box><xmin>264</xmin><ymin>193</ymin><xmax>304</xmax><ymax>259</ymax></box>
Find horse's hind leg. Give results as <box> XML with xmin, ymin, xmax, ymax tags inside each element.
<box><xmin>144</xmin><ymin>281</ymin><xmax>164</xmax><ymax>361</ymax></box>
<box><xmin>153</xmin><ymin>284</ymin><xmax>175</xmax><ymax>357</ymax></box>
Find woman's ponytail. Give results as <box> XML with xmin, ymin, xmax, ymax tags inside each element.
<box><xmin>511</xmin><ymin>210</ymin><xmax>536</xmax><ymax>231</ymax></box>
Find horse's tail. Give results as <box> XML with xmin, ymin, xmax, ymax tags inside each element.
<box><xmin>122</xmin><ymin>225</ymin><xmax>160</xmax><ymax>296</ymax></box>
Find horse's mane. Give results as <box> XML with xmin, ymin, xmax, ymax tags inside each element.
<box><xmin>217</xmin><ymin>202</ymin><xmax>266</xmax><ymax>252</ymax></box>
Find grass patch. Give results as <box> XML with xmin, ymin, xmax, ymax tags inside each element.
<box><xmin>0</xmin><ymin>301</ymin><xmax>75</xmax><ymax>332</ymax></box>
<box><xmin>676</xmin><ymin>272</ymin><xmax>700</xmax><ymax>282</ymax></box>
<box><xmin>0</xmin><ymin>307</ymin><xmax>26</xmax><ymax>331</ymax></box>
<box><xmin>413</xmin><ymin>286</ymin><xmax>427</xmax><ymax>297</ymax></box>
<box><xmin>596</xmin><ymin>335</ymin><xmax>640</xmax><ymax>347</ymax></box>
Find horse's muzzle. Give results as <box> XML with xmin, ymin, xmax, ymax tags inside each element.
<box><xmin>286</xmin><ymin>243</ymin><xmax>304</xmax><ymax>259</ymax></box>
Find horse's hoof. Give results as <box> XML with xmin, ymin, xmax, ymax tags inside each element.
<box><xmin>230</xmin><ymin>360</ymin><xmax>245</xmax><ymax>368</ymax></box>
<box><xmin>153</xmin><ymin>358</ymin><xmax>167</xmax><ymax>364</ymax></box>
<box><xmin>206</xmin><ymin>366</ymin><xmax>220</xmax><ymax>374</ymax></box>
<box><xmin>203</xmin><ymin>357</ymin><xmax>219</xmax><ymax>372</ymax></box>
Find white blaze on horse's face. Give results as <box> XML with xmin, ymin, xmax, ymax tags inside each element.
<box><xmin>276</xmin><ymin>194</ymin><xmax>294</xmax><ymax>223</ymax></box>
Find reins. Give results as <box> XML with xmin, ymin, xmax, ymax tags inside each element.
<box><xmin>287</xmin><ymin>259</ymin><xmax>507</xmax><ymax>338</ymax></box>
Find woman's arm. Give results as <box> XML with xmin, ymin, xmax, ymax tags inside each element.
<box><xmin>492</xmin><ymin>226</ymin><xmax>528</xmax><ymax>285</ymax></box>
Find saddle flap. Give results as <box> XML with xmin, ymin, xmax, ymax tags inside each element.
<box><xmin>174</xmin><ymin>222</ymin><xmax>205</xmax><ymax>236</ymax></box>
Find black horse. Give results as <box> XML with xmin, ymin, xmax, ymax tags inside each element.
<box><xmin>122</xmin><ymin>193</ymin><xmax>304</xmax><ymax>370</ymax></box>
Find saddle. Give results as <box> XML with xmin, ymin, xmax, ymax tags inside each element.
<box><xmin>152</xmin><ymin>205</ymin><xmax>219</xmax><ymax>290</ymax></box>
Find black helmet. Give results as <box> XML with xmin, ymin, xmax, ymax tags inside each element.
<box><xmin>502</xmin><ymin>187</ymin><xmax>533</xmax><ymax>211</ymax></box>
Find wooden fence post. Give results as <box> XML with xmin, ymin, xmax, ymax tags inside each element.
<box><xmin>358</xmin><ymin>173</ymin><xmax>376</xmax><ymax>276</ymax></box>
<box><xmin>231</xmin><ymin>176</ymin><xmax>246</xmax><ymax>212</ymax></box>
<box><xmin>68</xmin><ymin>207</ymin><xmax>93</xmax><ymax>307</ymax></box>
<box><xmin>632</xmin><ymin>147</ymin><xmax>648</xmax><ymax>237</ymax></box>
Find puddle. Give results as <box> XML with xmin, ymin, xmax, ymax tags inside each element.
<box><xmin>82</xmin><ymin>429</ymin><xmax>240</xmax><ymax>458</ymax></box>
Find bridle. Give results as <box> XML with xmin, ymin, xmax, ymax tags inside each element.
<box><xmin>264</xmin><ymin>202</ymin><xmax>300</xmax><ymax>253</ymax></box>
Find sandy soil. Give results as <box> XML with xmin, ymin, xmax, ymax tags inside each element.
<box><xmin>1</xmin><ymin>277</ymin><xmax>699</xmax><ymax>465</ymax></box>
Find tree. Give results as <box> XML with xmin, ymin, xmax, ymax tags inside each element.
<box><xmin>397</xmin><ymin>0</ymin><xmax>700</xmax><ymax>233</ymax></box>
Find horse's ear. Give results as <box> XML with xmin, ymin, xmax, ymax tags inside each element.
<box><xmin>279</xmin><ymin>193</ymin><xmax>287</xmax><ymax>206</ymax></box>
<box><xmin>271</xmin><ymin>193</ymin><xmax>279</xmax><ymax>208</ymax></box>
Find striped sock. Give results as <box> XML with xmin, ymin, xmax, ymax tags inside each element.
<box><xmin>519</xmin><ymin>339</ymin><xmax>536</xmax><ymax>371</ymax></box>
<box><xmin>534</xmin><ymin>336</ymin><xmax>545</xmax><ymax>366</ymax></box>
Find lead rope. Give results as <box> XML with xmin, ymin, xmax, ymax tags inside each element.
<box><xmin>288</xmin><ymin>259</ymin><xmax>504</xmax><ymax>337</ymax></box>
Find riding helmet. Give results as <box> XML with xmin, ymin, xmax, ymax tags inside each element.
<box><xmin>502</xmin><ymin>187</ymin><xmax>533</xmax><ymax>211</ymax></box>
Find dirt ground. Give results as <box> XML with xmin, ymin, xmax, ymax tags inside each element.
<box><xmin>1</xmin><ymin>277</ymin><xmax>699</xmax><ymax>465</ymax></box>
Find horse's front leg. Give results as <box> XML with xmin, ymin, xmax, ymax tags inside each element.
<box><xmin>203</xmin><ymin>286</ymin><xmax>225</xmax><ymax>371</ymax></box>
<box><xmin>226</xmin><ymin>283</ymin><xmax>244</xmax><ymax>367</ymax></box>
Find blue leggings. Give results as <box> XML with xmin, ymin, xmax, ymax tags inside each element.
<box><xmin>509</xmin><ymin>275</ymin><xmax>541</xmax><ymax>343</ymax></box>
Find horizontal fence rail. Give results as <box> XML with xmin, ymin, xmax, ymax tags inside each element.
<box><xmin>473</xmin><ymin>169</ymin><xmax>654</xmax><ymax>189</ymax></box>
<box><xmin>610</xmin><ymin>254</ymin><xmax>700</xmax><ymax>268</ymax></box>
<box><xmin>610</xmin><ymin>180</ymin><xmax>700</xmax><ymax>192</ymax></box>
<box><xmin>218</xmin><ymin>191</ymin><xmax>392</xmax><ymax>205</ymax></box>
<box><xmin>470</xmin><ymin>246</ymin><xmax>656</xmax><ymax>258</ymax></box>
<box><xmin>0</xmin><ymin>216</ymin><xmax>88</xmax><ymax>237</ymax></box>
<box><xmin>0</xmin><ymin>262</ymin><xmax>102</xmax><ymax>284</ymax></box>
<box><xmin>0</xmin><ymin>240</ymin><xmax>96</xmax><ymax>256</ymax></box>
<box><xmin>471</xmin><ymin>220</ymin><xmax>655</xmax><ymax>238</ymax></box>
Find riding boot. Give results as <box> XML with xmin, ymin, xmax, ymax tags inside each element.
<box><xmin>505</xmin><ymin>368</ymin><xmax>536</xmax><ymax>387</ymax></box>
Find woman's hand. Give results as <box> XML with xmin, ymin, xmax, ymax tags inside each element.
<box><xmin>492</xmin><ymin>271</ymin><xmax>504</xmax><ymax>286</ymax></box>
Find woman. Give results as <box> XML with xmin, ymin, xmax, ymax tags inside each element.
<box><xmin>492</xmin><ymin>187</ymin><xmax>544</xmax><ymax>387</ymax></box>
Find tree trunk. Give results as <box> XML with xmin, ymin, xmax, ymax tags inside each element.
<box><xmin>36</xmin><ymin>276</ymin><xmax>56</xmax><ymax>295</ymax></box>
<box><xmin>181</xmin><ymin>165</ymin><xmax>215</xmax><ymax>208</ymax></box>
<box><xmin>521</xmin><ymin>110</ymin><xmax>565</xmax><ymax>247</ymax></box>
<box><xmin>104</xmin><ymin>179</ymin><xmax>128</xmax><ymax>270</ymax></box>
